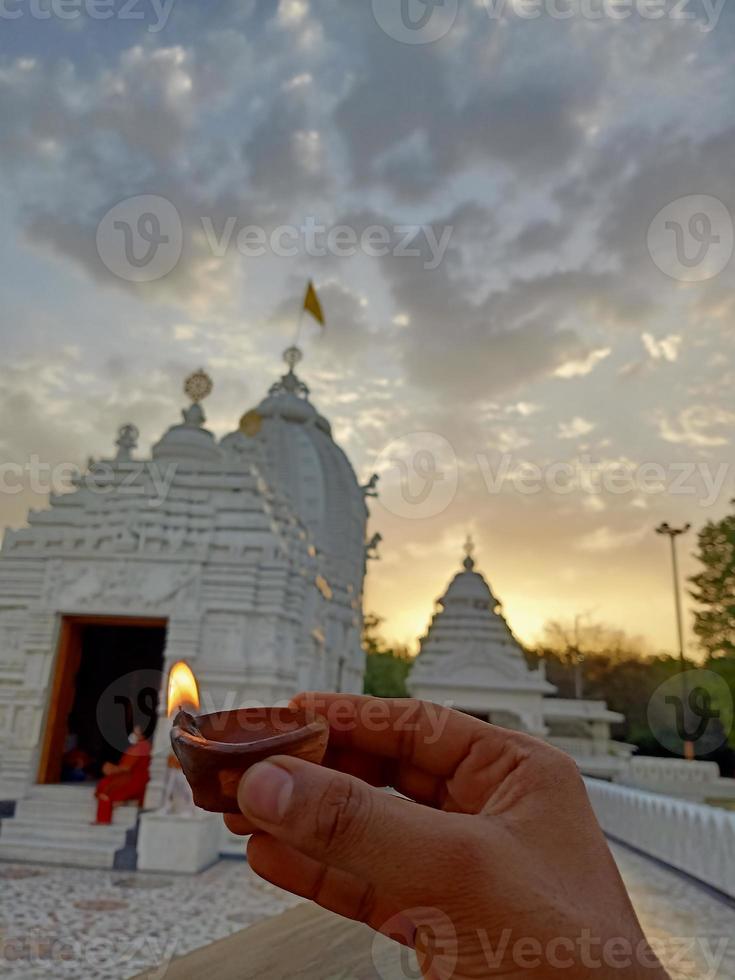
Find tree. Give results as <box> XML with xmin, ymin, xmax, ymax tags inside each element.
<box><xmin>362</xmin><ymin>612</ymin><xmax>386</xmax><ymax>657</ymax></box>
<box><xmin>703</xmin><ymin>654</ymin><xmax>735</xmax><ymax>753</ymax></box>
<box><xmin>529</xmin><ymin>619</ymin><xmax>676</xmax><ymax>740</ymax></box>
<box><xmin>690</xmin><ymin>509</ymin><xmax>735</xmax><ymax>659</ymax></box>
<box><xmin>362</xmin><ymin>613</ymin><xmax>412</xmax><ymax>698</ymax></box>
<box><xmin>534</xmin><ymin>616</ymin><xmax>650</xmax><ymax>700</ymax></box>
<box><xmin>529</xmin><ymin>617</ymin><xmax>735</xmax><ymax>774</ymax></box>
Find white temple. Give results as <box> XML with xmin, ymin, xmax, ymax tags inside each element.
<box><xmin>0</xmin><ymin>349</ymin><xmax>370</xmax><ymax>867</ymax></box>
<box><xmin>0</xmin><ymin>354</ymin><xmax>634</xmax><ymax>870</ymax></box>
<box><xmin>409</xmin><ymin>539</ymin><xmax>634</xmax><ymax>778</ymax></box>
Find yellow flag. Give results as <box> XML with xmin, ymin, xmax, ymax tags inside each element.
<box><xmin>303</xmin><ymin>280</ymin><xmax>325</xmax><ymax>326</ymax></box>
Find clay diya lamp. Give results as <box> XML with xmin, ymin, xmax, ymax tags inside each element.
<box><xmin>170</xmin><ymin>705</ymin><xmax>330</xmax><ymax>814</ymax></box>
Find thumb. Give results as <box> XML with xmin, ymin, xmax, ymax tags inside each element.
<box><xmin>237</xmin><ymin>755</ymin><xmax>457</xmax><ymax>898</ymax></box>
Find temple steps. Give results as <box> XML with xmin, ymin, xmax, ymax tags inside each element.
<box><xmin>26</xmin><ymin>783</ymin><xmax>101</xmax><ymax>802</ymax></box>
<box><xmin>3</xmin><ymin>817</ymin><xmax>134</xmax><ymax>845</ymax></box>
<box><xmin>16</xmin><ymin>796</ymin><xmax>138</xmax><ymax>828</ymax></box>
<box><xmin>0</xmin><ymin>838</ymin><xmax>122</xmax><ymax>869</ymax></box>
<box><xmin>0</xmin><ymin>783</ymin><xmax>139</xmax><ymax>869</ymax></box>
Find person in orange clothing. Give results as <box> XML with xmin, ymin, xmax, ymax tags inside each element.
<box><xmin>94</xmin><ymin>724</ymin><xmax>152</xmax><ymax>824</ymax></box>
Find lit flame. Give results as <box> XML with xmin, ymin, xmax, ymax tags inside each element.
<box><xmin>167</xmin><ymin>661</ymin><xmax>200</xmax><ymax>717</ymax></box>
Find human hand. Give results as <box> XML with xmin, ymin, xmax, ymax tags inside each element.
<box><xmin>225</xmin><ymin>694</ymin><xmax>668</xmax><ymax>980</ymax></box>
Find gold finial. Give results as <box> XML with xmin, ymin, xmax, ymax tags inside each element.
<box><xmin>283</xmin><ymin>345</ymin><xmax>303</xmax><ymax>371</ymax></box>
<box><xmin>184</xmin><ymin>369</ymin><xmax>213</xmax><ymax>405</ymax></box>
<box><xmin>239</xmin><ymin>409</ymin><xmax>263</xmax><ymax>437</ymax></box>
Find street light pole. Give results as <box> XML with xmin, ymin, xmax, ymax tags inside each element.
<box><xmin>572</xmin><ymin>612</ymin><xmax>584</xmax><ymax>700</ymax></box>
<box><xmin>655</xmin><ymin>521</ymin><xmax>692</xmax><ymax>758</ymax></box>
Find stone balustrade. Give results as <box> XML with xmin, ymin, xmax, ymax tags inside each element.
<box><xmin>585</xmin><ymin>778</ymin><xmax>735</xmax><ymax>899</ymax></box>
<box><xmin>624</xmin><ymin>756</ymin><xmax>720</xmax><ymax>785</ymax></box>
<box><xmin>548</xmin><ymin>736</ymin><xmax>633</xmax><ymax>759</ymax></box>
<box><xmin>613</xmin><ymin>755</ymin><xmax>735</xmax><ymax>805</ymax></box>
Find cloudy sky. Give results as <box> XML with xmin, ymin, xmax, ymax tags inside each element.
<box><xmin>1</xmin><ymin>0</ymin><xmax>734</xmax><ymax>654</ymax></box>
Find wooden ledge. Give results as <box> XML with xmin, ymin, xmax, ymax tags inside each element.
<box><xmin>131</xmin><ymin>901</ymin><xmax>417</xmax><ymax>980</ymax></box>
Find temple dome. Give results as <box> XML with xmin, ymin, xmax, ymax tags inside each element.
<box><xmin>152</xmin><ymin>402</ymin><xmax>222</xmax><ymax>464</ymax></box>
<box><xmin>442</xmin><ymin>560</ymin><xmax>498</xmax><ymax>605</ymax></box>
<box><xmin>152</xmin><ymin>371</ymin><xmax>222</xmax><ymax>465</ymax></box>
<box><xmin>410</xmin><ymin>539</ymin><xmax>554</xmax><ymax>716</ymax></box>
<box><xmin>220</xmin><ymin>347</ymin><xmax>367</xmax><ymax>580</ymax></box>
<box><xmin>256</xmin><ymin>378</ymin><xmax>330</xmax><ymax>432</ymax></box>
<box><xmin>408</xmin><ymin>541</ymin><xmax>631</xmax><ymax>762</ymax></box>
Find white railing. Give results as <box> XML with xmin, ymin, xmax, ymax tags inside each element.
<box><xmin>585</xmin><ymin>778</ymin><xmax>735</xmax><ymax>898</ymax></box>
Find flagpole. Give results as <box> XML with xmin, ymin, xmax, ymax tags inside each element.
<box><xmin>293</xmin><ymin>308</ymin><xmax>305</xmax><ymax>348</ymax></box>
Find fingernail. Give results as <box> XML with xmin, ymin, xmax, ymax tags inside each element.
<box><xmin>239</xmin><ymin>762</ymin><xmax>293</xmax><ymax>824</ymax></box>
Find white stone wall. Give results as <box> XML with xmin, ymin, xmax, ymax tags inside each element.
<box><xmin>585</xmin><ymin>778</ymin><xmax>735</xmax><ymax>899</ymax></box>
<box><xmin>0</xmin><ymin>355</ymin><xmax>371</xmax><ymax>809</ymax></box>
<box><xmin>0</xmin><ymin>457</ymin><xmax>326</xmax><ymax>800</ymax></box>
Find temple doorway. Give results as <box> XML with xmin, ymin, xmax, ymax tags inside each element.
<box><xmin>38</xmin><ymin>615</ymin><xmax>167</xmax><ymax>785</ymax></box>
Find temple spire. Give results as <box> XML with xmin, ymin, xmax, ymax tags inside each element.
<box><xmin>463</xmin><ymin>534</ymin><xmax>476</xmax><ymax>571</ymax></box>
<box><xmin>283</xmin><ymin>345</ymin><xmax>303</xmax><ymax>372</ymax></box>
<box><xmin>115</xmin><ymin>423</ymin><xmax>139</xmax><ymax>462</ymax></box>
<box><xmin>269</xmin><ymin>346</ymin><xmax>310</xmax><ymax>398</ymax></box>
<box><xmin>182</xmin><ymin>369</ymin><xmax>213</xmax><ymax>427</ymax></box>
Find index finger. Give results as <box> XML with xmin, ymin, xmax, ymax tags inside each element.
<box><xmin>291</xmin><ymin>693</ymin><xmax>522</xmax><ymax>778</ymax></box>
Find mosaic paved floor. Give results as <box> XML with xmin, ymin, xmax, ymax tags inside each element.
<box><xmin>610</xmin><ymin>843</ymin><xmax>735</xmax><ymax>980</ymax></box>
<box><xmin>0</xmin><ymin>857</ymin><xmax>300</xmax><ymax>980</ymax></box>
<box><xmin>0</xmin><ymin>842</ymin><xmax>732</xmax><ymax>979</ymax></box>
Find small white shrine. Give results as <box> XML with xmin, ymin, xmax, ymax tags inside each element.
<box><xmin>409</xmin><ymin>540</ymin><xmax>634</xmax><ymax>778</ymax></box>
<box><xmin>0</xmin><ymin>349</ymin><xmax>371</xmax><ymax>867</ymax></box>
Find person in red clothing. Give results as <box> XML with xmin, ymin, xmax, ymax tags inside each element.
<box><xmin>94</xmin><ymin>724</ymin><xmax>151</xmax><ymax>824</ymax></box>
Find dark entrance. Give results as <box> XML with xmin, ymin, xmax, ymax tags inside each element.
<box><xmin>38</xmin><ymin>616</ymin><xmax>167</xmax><ymax>784</ymax></box>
